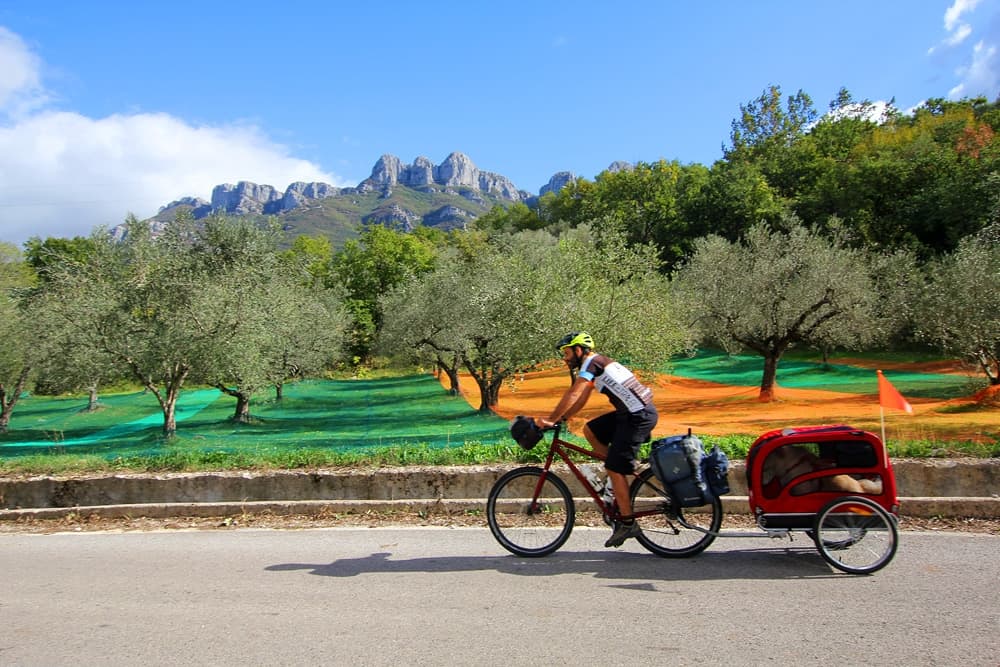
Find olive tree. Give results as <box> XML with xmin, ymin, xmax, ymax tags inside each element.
<box><xmin>35</xmin><ymin>215</ymin><xmax>226</xmax><ymax>437</ymax></box>
<box><xmin>380</xmin><ymin>225</ymin><xmax>693</xmax><ymax>412</ymax></box>
<box><xmin>381</xmin><ymin>237</ymin><xmax>558</xmax><ymax>412</ymax></box>
<box><xmin>377</xmin><ymin>259</ymin><xmax>469</xmax><ymax>395</ymax></box>
<box><xmin>24</xmin><ymin>236</ymin><xmax>122</xmax><ymax>410</ymax></box>
<box><xmin>672</xmin><ymin>217</ymin><xmax>887</xmax><ymax>401</ymax></box>
<box><xmin>916</xmin><ymin>227</ymin><xmax>1000</xmax><ymax>389</ymax></box>
<box><xmin>185</xmin><ymin>217</ymin><xmax>348</xmax><ymax>422</ymax></box>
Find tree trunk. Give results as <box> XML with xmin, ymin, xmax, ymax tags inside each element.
<box><xmin>486</xmin><ymin>376</ymin><xmax>504</xmax><ymax>409</ymax></box>
<box><xmin>149</xmin><ymin>366</ymin><xmax>189</xmax><ymax>437</ymax></box>
<box><xmin>444</xmin><ymin>366</ymin><xmax>460</xmax><ymax>395</ymax></box>
<box><xmin>463</xmin><ymin>355</ymin><xmax>503</xmax><ymax>414</ymax></box>
<box><xmin>233</xmin><ymin>393</ymin><xmax>251</xmax><ymax>423</ymax></box>
<box><xmin>437</xmin><ymin>354</ymin><xmax>461</xmax><ymax>395</ymax></box>
<box><xmin>471</xmin><ymin>373</ymin><xmax>492</xmax><ymax>413</ymax></box>
<box><xmin>162</xmin><ymin>396</ymin><xmax>177</xmax><ymax>436</ymax></box>
<box><xmin>0</xmin><ymin>366</ymin><xmax>31</xmax><ymax>434</ymax></box>
<box><xmin>275</xmin><ymin>382</ymin><xmax>284</xmax><ymax>400</ymax></box>
<box><xmin>975</xmin><ymin>350</ymin><xmax>999</xmax><ymax>385</ymax></box>
<box><xmin>758</xmin><ymin>352</ymin><xmax>780</xmax><ymax>402</ymax></box>
<box><xmin>216</xmin><ymin>383</ymin><xmax>252</xmax><ymax>423</ymax></box>
<box><xmin>87</xmin><ymin>383</ymin><xmax>100</xmax><ymax>412</ymax></box>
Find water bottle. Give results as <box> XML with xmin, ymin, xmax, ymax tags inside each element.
<box><xmin>601</xmin><ymin>478</ymin><xmax>615</xmax><ymax>506</ymax></box>
<box><xmin>582</xmin><ymin>465</ymin><xmax>603</xmax><ymax>491</ymax></box>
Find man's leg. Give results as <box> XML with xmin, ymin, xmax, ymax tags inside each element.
<box><xmin>607</xmin><ymin>470</ymin><xmax>632</xmax><ymax>515</ymax></box>
<box><xmin>582</xmin><ymin>423</ymin><xmax>609</xmax><ymax>458</ymax></box>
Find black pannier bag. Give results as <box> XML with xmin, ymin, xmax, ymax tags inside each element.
<box><xmin>650</xmin><ymin>433</ymin><xmax>710</xmax><ymax>507</ymax></box>
<box><xmin>700</xmin><ymin>445</ymin><xmax>731</xmax><ymax>497</ymax></box>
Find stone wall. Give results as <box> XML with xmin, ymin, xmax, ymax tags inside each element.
<box><xmin>1</xmin><ymin>459</ymin><xmax>997</xmax><ymax>517</ymax></box>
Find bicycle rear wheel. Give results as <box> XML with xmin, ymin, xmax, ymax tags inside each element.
<box><xmin>813</xmin><ymin>496</ymin><xmax>898</xmax><ymax>574</ymax></box>
<box><xmin>629</xmin><ymin>468</ymin><xmax>721</xmax><ymax>557</ymax></box>
<box><xmin>486</xmin><ymin>466</ymin><xmax>575</xmax><ymax>557</ymax></box>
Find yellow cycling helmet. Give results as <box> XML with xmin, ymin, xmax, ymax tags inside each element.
<box><xmin>556</xmin><ymin>331</ymin><xmax>594</xmax><ymax>352</ymax></box>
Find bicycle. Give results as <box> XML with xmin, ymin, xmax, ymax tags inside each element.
<box><xmin>486</xmin><ymin>421</ymin><xmax>722</xmax><ymax>558</ymax></box>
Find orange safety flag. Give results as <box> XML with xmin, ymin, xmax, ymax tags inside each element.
<box><xmin>877</xmin><ymin>370</ymin><xmax>913</xmax><ymax>414</ymax></box>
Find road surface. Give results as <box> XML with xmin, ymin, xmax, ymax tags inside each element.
<box><xmin>1</xmin><ymin>527</ymin><xmax>998</xmax><ymax>665</ymax></box>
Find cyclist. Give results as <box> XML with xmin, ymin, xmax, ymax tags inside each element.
<box><xmin>536</xmin><ymin>332</ymin><xmax>658</xmax><ymax>548</ymax></box>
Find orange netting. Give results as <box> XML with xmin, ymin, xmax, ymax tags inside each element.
<box><xmin>444</xmin><ymin>363</ymin><xmax>1000</xmax><ymax>444</ymax></box>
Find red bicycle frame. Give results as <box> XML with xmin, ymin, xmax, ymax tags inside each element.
<box><xmin>532</xmin><ymin>423</ymin><xmax>661</xmax><ymax>521</ymax></box>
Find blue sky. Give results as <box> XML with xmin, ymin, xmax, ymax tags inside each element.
<box><xmin>1</xmin><ymin>1</ymin><xmax>998</xmax><ymax>245</ymax></box>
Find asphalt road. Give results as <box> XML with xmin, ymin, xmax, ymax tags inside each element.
<box><xmin>1</xmin><ymin>527</ymin><xmax>998</xmax><ymax>666</ymax></box>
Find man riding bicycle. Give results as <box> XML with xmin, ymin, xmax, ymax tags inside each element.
<box><xmin>536</xmin><ymin>332</ymin><xmax>658</xmax><ymax>548</ymax></box>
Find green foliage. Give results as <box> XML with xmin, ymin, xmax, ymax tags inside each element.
<box><xmin>0</xmin><ymin>242</ymin><xmax>35</xmax><ymax>432</ymax></box>
<box><xmin>727</xmin><ymin>85</ymin><xmax>819</xmax><ymax>162</ymax></box>
<box><xmin>331</xmin><ymin>224</ymin><xmax>439</xmax><ymax>362</ymax></box>
<box><xmin>1</xmin><ymin>432</ymin><xmax>992</xmax><ymax>476</ymax></box>
<box><xmin>473</xmin><ymin>202</ymin><xmax>545</xmax><ymax>233</ymax></box>
<box><xmin>7</xmin><ymin>85</ymin><xmax>1000</xmax><ymax>454</ymax></box>
<box><xmin>23</xmin><ymin>236</ymin><xmax>98</xmax><ymax>284</ymax></box>
<box><xmin>885</xmin><ymin>438</ymin><xmax>999</xmax><ymax>459</ymax></box>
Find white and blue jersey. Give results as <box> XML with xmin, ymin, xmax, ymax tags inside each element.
<box><xmin>578</xmin><ymin>353</ymin><xmax>653</xmax><ymax>414</ymax></box>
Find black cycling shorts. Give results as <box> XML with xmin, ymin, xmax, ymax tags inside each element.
<box><xmin>586</xmin><ymin>405</ymin><xmax>658</xmax><ymax>475</ymax></box>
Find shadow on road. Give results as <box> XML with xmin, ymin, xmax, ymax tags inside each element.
<box><xmin>266</xmin><ymin>545</ymin><xmax>843</xmax><ymax>581</ymax></box>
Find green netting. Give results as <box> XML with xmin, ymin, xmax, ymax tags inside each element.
<box><xmin>0</xmin><ymin>376</ymin><xmax>511</xmax><ymax>460</ymax></box>
<box><xmin>666</xmin><ymin>350</ymin><xmax>982</xmax><ymax>399</ymax></box>
<box><xmin>1</xmin><ymin>356</ymin><xmax>984</xmax><ymax>461</ymax></box>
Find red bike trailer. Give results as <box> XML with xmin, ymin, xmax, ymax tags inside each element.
<box><xmin>739</xmin><ymin>424</ymin><xmax>900</xmax><ymax>574</ymax></box>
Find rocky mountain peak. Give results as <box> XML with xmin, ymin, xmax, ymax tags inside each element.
<box><xmin>540</xmin><ymin>171</ymin><xmax>577</xmax><ymax>196</ymax></box>
<box><xmin>359</xmin><ymin>152</ymin><xmax>525</xmax><ymax>202</ymax></box>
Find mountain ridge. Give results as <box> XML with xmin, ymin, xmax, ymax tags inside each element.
<box><xmin>127</xmin><ymin>152</ymin><xmax>595</xmax><ymax>244</ymax></box>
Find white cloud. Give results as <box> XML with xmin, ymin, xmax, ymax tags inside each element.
<box><xmin>945</xmin><ymin>0</ymin><xmax>983</xmax><ymax>31</ymax></box>
<box><xmin>0</xmin><ymin>26</ymin><xmax>343</xmax><ymax>246</ymax></box>
<box><xmin>932</xmin><ymin>0</ymin><xmax>1000</xmax><ymax>100</ymax></box>
<box><xmin>0</xmin><ymin>27</ymin><xmax>48</xmax><ymax>118</ymax></box>
<box><xmin>949</xmin><ymin>39</ymin><xmax>1000</xmax><ymax>97</ymax></box>
<box><xmin>945</xmin><ymin>23</ymin><xmax>973</xmax><ymax>46</ymax></box>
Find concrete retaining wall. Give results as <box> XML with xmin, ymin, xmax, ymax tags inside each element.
<box><xmin>1</xmin><ymin>459</ymin><xmax>997</xmax><ymax>519</ymax></box>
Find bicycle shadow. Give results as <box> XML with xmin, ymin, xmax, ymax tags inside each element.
<box><xmin>265</xmin><ymin>545</ymin><xmax>842</xmax><ymax>581</ymax></box>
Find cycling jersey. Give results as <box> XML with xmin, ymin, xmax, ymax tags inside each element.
<box><xmin>578</xmin><ymin>353</ymin><xmax>653</xmax><ymax>414</ymax></box>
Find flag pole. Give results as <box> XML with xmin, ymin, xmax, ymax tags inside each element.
<box><xmin>876</xmin><ymin>368</ymin><xmax>912</xmax><ymax>455</ymax></box>
<box><xmin>880</xmin><ymin>405</ymin><xmax>886</xmax><ymax>445</ymax></box>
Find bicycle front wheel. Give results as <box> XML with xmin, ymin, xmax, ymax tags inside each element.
<box><xmin>629</xmin><ymin>468</ymin><xmax>721</xmax><ymax>557</ymax></box>
<box><xmin>486</xmin><ymin>466</ymin><xmax>575</xmax><ymax>557</ymax></box>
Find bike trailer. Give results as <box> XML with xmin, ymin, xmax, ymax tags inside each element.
<box><xmin>745</xmin><ymin>424</ymin><xmax>899</xmax><ymax>529</ymax></box>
